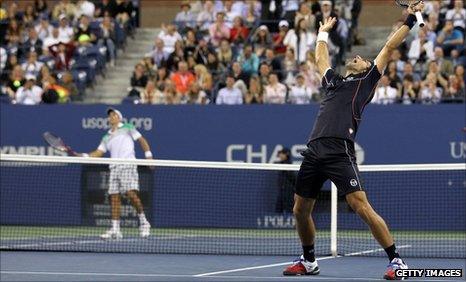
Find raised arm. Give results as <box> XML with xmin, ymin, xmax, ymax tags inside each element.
<box><xmin>375</xmin><ymin>2</ymin><xmax>424</xmax><ymax>74</ymax></box>
<box><xmin>315</xmin><ymin>17</ymin><xmax>337</xmax><ymax>78</ymax></box>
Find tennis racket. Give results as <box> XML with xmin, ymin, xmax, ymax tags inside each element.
<box><xmin>43</xmin><ymin>131</ymin><xmax>77</xmax><ymax>156</ymax></box>
<box><xmin>395</xmin><ymin>0</ymin><xmax>425</xmax><ymax>27</ymax></box>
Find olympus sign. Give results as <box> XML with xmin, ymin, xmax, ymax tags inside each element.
<box><xmin>226</xmin><ymin>143</ymin><xmax>365</xmax><ymax>164</ymax></box>
<box><xmin>81</xmin><ymin>117</ymin><xmax>153</xmax><ymax>131</ymax></box>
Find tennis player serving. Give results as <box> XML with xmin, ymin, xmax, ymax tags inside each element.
<box><xmin>283</xmin><ymin>2</ymin><xmax>424</xmax><ymax>280</ymax></box>
<box><xmin>78</xmin><ymin>108</ymin><xmax>152</xmax><ymax>239</ymax></box>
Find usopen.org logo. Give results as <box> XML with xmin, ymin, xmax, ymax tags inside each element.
<box><xmin>350</xmin><ymin>179</ymin><xmax>358</xmax><ymax>187</ymax></box>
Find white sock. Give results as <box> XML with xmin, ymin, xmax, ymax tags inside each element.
<box><xmin>138</xmin><ymin>213</ymin><xmax>148</xmax><ymax>224</ymax></box>
<box><xmin>112</xmin><ymin>220</ymin><xmax>120</xmax><ymax>231</ymax></box>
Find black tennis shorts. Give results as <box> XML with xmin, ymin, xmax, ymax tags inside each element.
<box><xmin>295</xmin><ymin>138</ymin><xmax>364</xmax><ymax>199</ymax></box>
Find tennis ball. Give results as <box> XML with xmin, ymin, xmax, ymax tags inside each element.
<box><xmin>13</xmin><ymin>80</ymin><xmax>21</xmax><ymax>87</ymax></box>
<box><xmin>78</xmin><ymin>34</ymin><xmax>91</xmax><ymax>43</ymax></box>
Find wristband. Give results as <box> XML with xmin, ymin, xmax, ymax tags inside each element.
<box><xmin>145</xmin><ymin>151</ymin><xmax>153</xmax><ymax>158</ymax></box>
<box><xmin>82</xmin><ymin>153</ymin><xmax>89</xmax><ymax>158</ymax></box>
<box><xmin>404</xmin><ymin>14</ymin><xmax>417</xmax><ymax>29</ymax></box>
<box><xmin>317</xmin><ymin>32</ymin><xmax>329</xmax><ymax>43</ymax></box>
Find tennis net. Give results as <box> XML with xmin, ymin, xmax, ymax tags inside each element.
<box><xmin>0</xmin><ymin>154</ymin><xmax>464</xmax><ymax>258</ymax></box>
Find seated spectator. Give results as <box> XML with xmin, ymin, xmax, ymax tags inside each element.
<box><xmin>140</xmin><ymin>55</ymin><xmax>157</xmax><ymax>78</ymax></box>
<box><xmin>5</xmin><ymin>19</ymin><xmax>23</xmax><ymax>50</ymax></box>
<box><xmin>128</xmin><ymin>63</ymin><xmax>148</xmax><ymax>97</ymax></box>
<box><xmin>37</xmin><ymin>65</ymin><xmax>55</xmax><ymax>87</ymax></box>
<box><xmin>43</xmin><ymin>76</ymin><xmax>70</xmax><ymax>103</ymax></box>
<box><xmin>75</xmin><ymin>15</ymin><xmax>97</xmax><ymax>44</ymax></box>
<box><xmin>419</xmin><ymin>78</ymin><xmax>442</xmax><ymax>104</ymax></box>
<box><xmin>48</xmin><ymin>42</ymin><xmax>75</xmax><ymax>71</ymax></box>
<box><xmin>158</xmin><ymin>23</ymin><xmax>183</xmax><ymax>54</ymax></box>
<box><xmin>196</xmin><ymin>0</ymin><xmax>215</xmax><ymax>35</ymax></box>
<box><xmin>115</xmin><ymin>0</ymin><xmax>134</xmax><ymax>29</ymax></box>
<box><xmin>251</xmin><ymin>25</ymin><xmax>272</xmax><ymax>57</ymax></box>
<box><xmin>444</xmin><ymin>74</ymin><xmax>465</xmax><ymax>103</ymax></box>
<box><xmin>390</xmin><ymin>49</ymin><xmax>405</xmax><ymax>79</ymax></box>
<box><xmin>451</xmin><ymin>49</ymin><xmax>466</xmax><ymax>67</ymax></box>
<box><xmin>284</xmin><ymin>18</ymin><xmax>316</xmax><ymax>63</ymax></box>
<box><xmin>258</xmin><ymin>62</ymin><xmax>271</xmax><ymax>86</ymax></box>
<box><xmin>217</xmin><ymin>39</ymin><xmax>234</xmax><ymax>69</ymax></box>
<box><xmin>408</xmin><ymin>29</ymin><xmax>434</xmax><ymax>67</ymax></box>
<box><xmin>193</xmin><ymin>38</ymin><xmax>212</xmax><ymax>65</ymax></box>
<box><xmin>264</xmin><ymin>73</ymin><xmax>287</xmax><ymax>104</ymax></box>
<box><xmin>140</xmin><ymin>80</ymin><xmax>164</xmax><ymax>104</ymax></box>
<box><xmin>243</xmin><ymin>0</ymin><xmax>259</xmax><ymax>29</ymax></box>
<box><xmin>237</xmin><ymin>45</ymin><xmax>259</xmax><ymax>75</ymax></box>
<box><xmin>15</xmin><ymin>74</ymin><xmax>43</xmax><ymax>105</ymax></box>
<box><xmin>5</xmin><ymin>65</ymin><xmax>25</xmax><ymax>99</ymax></box>
<box><xmin>209</xmin><ymin>12</ymin><xmax>230</xmax><ymax>47</ymax></box>
<box><xmin>230</xmin><ymin>16</ymin><xmax>249</xmax><ymax>45</ymax></box>
<box><xmin>58</xmin><ymin>14</ymin><xmax>74</xmax><ymax>44</ymax></box>
<box><xmin>175</xmin><ymin>1</ymin><xmax>195</xmax><ymax>32</ymax></box>
<box><xmin>423</xmin><ymin>61</ymin><xmax>448</xmax><ymax>91</ymax></box>
<box><xmin>155</xmin><ymin>66</ymin><xmax>169</xmax><ymax>90</ymax></box>
<box><xmin>231</xmin><ymin>61</ymin><xmax>250</xmax><ymax>87</ymax></box>
<box><xmin>273</xmin><ymin>20</ymin><xmax>290</xmax><ymax>55</ymax></box>
<box><xmin>288</xmin><ymin>74</ymin><xmax>313</xmax><ymax>104</ymax></box>
<box><xmin>402</xmin><ymin>62</ymin><xmax>421</xmax><ymax>89</ymax></box>
<box><xmin>52</xmin><ymin>0</ymin><xmax>77</xmax><ymax>21</ymax></box>
<box><xmin>244</xmin><ymin>74</ymin><xmax>263</xmax><ymax>104</ymax></box>
<box><xmin>60</xmin><ymin>71</ymin><xmax>80</xmax><ymax>101</ymax></box>
<box><xmin>262</xmin><ymin>48</ymin><xmax>283</xmax><ymax>77</ymax></box>
<box><xmin>94</xmin><ymin>0</ymin><xmax>118</xmax><ymax>18</ymax></box>
<box><xmin>22</xmin><ymin>4</ymin><xmax>37</xmax><ymax>27</ymax></box>
<box><xmin>216</xmin><ymin>74</ymin><xmax>243</xmax><ymax>105</ymax></box>
<box><xmin>187</xmin><ymin>83</ymin><xmax>209</xmax><ymax>104</ymax></box>
<box><xmin>76</xmin><ymin>0</ymin><xmax>95</xmax><ymax>19</ymax></box>
<box><xmin>206</xmin><ymin>51</ymin><xmax>220</xmax><ymax>76</ymax></box>
<box><xmin>436</xmin><ymin>20</ymin><xmax>464</xmax><ymax>56</ymax></box>
<box><xmin>21</xmin><ymin>52</ymin><xmax>44</xmax><ymax>77</ymax></box>
<box><xmin>386</xmin><ymin>61</ymin><xmax>402</xmax><ymax>93</ymax></box>
<box><xmin>194</xmin><ymin>64</ymin><xmax>213</xmax><ymax>96</ymax></box>
<box><xmin>171</xmin><ymin>61</ymin><xmax>195</xmax><ymax>96</ymax></box>
<box><xmin>43</xmin><ymin>27</ymin><xmax>62</xmax><ymax>50</ymax></box>
<box><xmin>454</xmin><ymin>65</ymin><xmax>465</xmax><ymax>90</ymax></box>
<box><xmin>223</xmin><ymin>0</ymin><xmax>241</xmax><ymax>28</ymax></box>
<box><xmin>99</xmin><ymin>15</ymin><xmax>117</xmax><ymax>66</ymax></box>
<box><xmin>34</xmin><ymin>0</ymin><xmax>49</xmax><ymax>16</ymax></box>
<box><xmin>295</xmin><ymin>2</ymin><xmax>316</xmax><ymax>32</ymax></box>
<box><xmin>148</xmin><ymin>38</ymin><xmax>168</xmax><ymax>68</ymax></box>
<box><xmin>399</xmin><ymin>75</ymin><xmax>418</xmax><ymax>105</ymax></box>
<box><xmin>183</xmin><ymin>29</ymin><xmax>197</xmax><ymax>56</ymax></box>
<box><xmin>162</xmin><ymin>79</ymin><xmax>181</xmax><ymax>104</ymax></box>
<box><xmin>282</xmin><ymin>48</ymin><xmax>298</xmax><ymax>86</ymax></box>
<box><xmin>445</xmin><ymin>1</ymin><xmax>465</xmax><ymax>33</ymax></box>
<box><xmin>23</xmin><ymin>27</ymin><xmax>44</xmax><ymax>57</ymax></box>
<box><xmin>166</xmin><ymin>40</ymin><xmax>186</xmax><ymax>71</ymax></box>
<box><xmin>372</xmin><ymin>75</ymin><xmax>398</xmax><ymax>105</ymax></box>
<box><xmin>433</xmin><ymin>47</ymin><xmax>454</xmax><ymax>77</ymax></box>
<box><xmin>35</xmin><ymin>15</ymin><xmax>53</xmax><ymax>41</ymax></box>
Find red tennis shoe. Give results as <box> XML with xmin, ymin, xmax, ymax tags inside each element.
<box><xmin>283</xmin><ymin>255</ymin><xmax>320</xmax><ymax>276</ymax></box>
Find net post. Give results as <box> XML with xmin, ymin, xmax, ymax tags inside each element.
<box><xmin>330</xmin><ymin>182</ymin><xmax>338</xmax><ymax>257</ymax></box>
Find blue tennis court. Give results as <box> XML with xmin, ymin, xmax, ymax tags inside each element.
<box><xmin>1</xmin><ymin>251</ymin><xmax>464</xmax><ymax>282</ymax></box>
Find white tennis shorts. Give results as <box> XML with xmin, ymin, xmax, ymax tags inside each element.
<box><xmin>108</xmin><ymin>164</ymin><xmax>139</xmax><ymax>195</ymax></box>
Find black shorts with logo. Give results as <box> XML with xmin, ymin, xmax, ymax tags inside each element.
<box><xmin>295</xmin><ymin>138</ymin><xmax>364</xmax><ymax>199</ymax></box>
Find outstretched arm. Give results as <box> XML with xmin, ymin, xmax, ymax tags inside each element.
<box><xmin>375</xmin><ymin>2</ymin><xmax>424</xmax><ymax>74</ymax></box>
<box><xmin>79</xmin><ymin>150</ymin><xmax>104</xmax><ymax>158</ymax></box>
<box><xmin>315</xmin><ymin>17</ymin><xmax>337</xmax><ymax>78</ymax></box>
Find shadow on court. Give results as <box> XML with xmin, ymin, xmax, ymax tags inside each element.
<box><xmin>1</xmin><ymin>251</ymin><xmax>464</xmax><ymax>282</ymax></box>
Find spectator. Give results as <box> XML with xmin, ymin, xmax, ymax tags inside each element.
<box><xmin>282</xmin><ymin>0</ymin><xmax>299</xmax><ymax>28</ymax></box>
<box><xmin>15</xmin><ymin>74</ymin><xmax>43</xmax><ymax>105</ymax></box>
<box><xmin>262</xmin><ymin>48</ymin><xmax>283</xmax><ymax>76</ymax></box>
<box><xmin>175</xmin><ymin>2</ymin><xmax>195</xmax><ymax>32</ymax></box>
<box><xmin>34</xmin><ymin>0</ymin><xmax>48</xmax><ymax>16</ymax></box>
<box><xmin>43</xmin><ymin>27</ymin><xmax>61</xmax><ymax>50</ymax></box>
<box><xmin>155</xmin><ymin>66</ymin><xmax>169</xmax><ymax>90</ymax></box>
<box><xmin>230</xmin><ymin>16</ymin><xmax>249</xmax><ymax>45</ymax></box>
<box><xmin>284</xmin><ymin>18</ymin><xmax>316</xmax><ymax>63</ymax></box>
<box><xmin>399</xmin><ymin>75</ymin><xmax>418</xmax><ymax>105</ymax></box>
<box><xmin>243</xmin><ymin>0</ymin><xmax>259</xmax><ymax>29</ymax></box>
<box><xmin>390</xmin><ymin>49</ymin><xmax>405</xmax><ymax>80</ymax></box>
<box><xmin>244</xmin><ymin>74</ymin><xmax>264</xmax><ymax>104</ymax></box>
<box><xmin>193</xmin><ymin>38</ymin><xmax>211</xmax><ymax>65</ymax></box>
<box><xmin>288</xmin><ymin>73</ymin><xmax>313</xmax><ymax>104</ymax></box>
<box><xmin>445</xmin><ymin>0</ymin><xmax>465</xmax><ymax>33</ymax></box>
<box><xmin>282</xmin><ymin>47</ymin><xmax>298</xmax><ymax>86</ymax></box>
<box><xmin>22</xmin><ymin>4</ymin><xmax>37</xmax><ymax>26</ymax></box>
<box><xmin>162</xmin><ymin>79</ymin><xmax>181</xmax><ymax>104</ymax></box>
<box><xmin>436</xmin><ymin>20</ymin><xmax>464</xmax><ymax>56</ymax></box>
<box><xmin>372</xmin><ymin>75</ymin><xmax>398</xmax><ymax>105</ymax></box>
<box><xmin>295</xmin><ymin>2</ymin><xmax>316</xmax><ymax>32</ymax></box>
<box><xmin>237</xmin><ymin>45</ymin><xmax>259</xmax><ymax>75</ymax></box>
<box><xmin>140</xmin><ymin>80</ymin><xmax>164</xmax><ymax>104</ymax></box>
<box><xmin>23</xmin><ymin>27</ymin><xmax>44</xmax><ymax>56</ymax></box>
<box><xmin>187</xmin><ymin>83</ymin><xmax>209</xmax><ymax>104</ymax></box>
<box><xmin>315</xmin><ymin>0</ymin><xmax>344</xmax><ymax>66</ymax></box>
<box><xmin>273</xmin><ymin>20</ymin><xmax>290</xmax><ymax>54</ymax></box>
<box><xmin>128</xmin><ymin>63</ymin><xmax>148</xmax><ymax>97</ymax></box>
<box><xmin>5</xmin><ymin>19</ymin><xmax>23</xmax><ymax>46</ymax></box>
<box><xmin>52</xmin><ymin>0</ymin><xmax>77</xmax><ymax>21</ymax></box>
<box><xmin>58</xmin><ymin>14</ymin><xmax>74</xmax><ymax>44</ymax></box>
<box><xmin>223</xmin><ymin>0</ymin><xmax>241</xmax><ymax>28</ymax></box>
<box><xmin>444</xmin><ymin>74</ymin><xmax>465</xmax><ymax>103</ymax></box>
<box><xmin>115</xmin><ymin>0</ymin><xmax>134</xmax><ymax>29</ymax></box>
<box><xmin>408</xmin><ymin>29</ymin><xmax>435</xmax><ymax>66</ymax></box>
<box><xmin>37</xmin><ymin>65</ymin><xmax>55</xmax><ymax>87</ymax></box>
<box><xmin>99</xmin><ymin>15</ymin><xmax>117</xmax><ymax>67</ymax></box>
<box><xmin>419</xmin><ymin>78</ymin><xmax>442</xmax><ymax>104</ymax></box>
<box><xmin>402</xmin><ymin>62</ymin><xmax>421</xmax><ymax>88</ymax></box>
<box><xmin>433</xmin><ymin>47</ymin><xmax>454</xmax><ymax>77</ymax></box>
<box><xmin>423</xmin><ymin>61</ymin><xmax>448</xmax><ymax>91</ymax></box>
<box><xmin>171</xmin><ymin>61</ymin><xmax>196</xmax><ymax>96</ymax></box>
<box><xmin>258</xmin><ymin>62</ymin><xmax>271</xmax><ymax>86</ymax></box>
<box><xmin>76</xmin><ymin>0</ymin><xmax>95</xmax><ymax>19</ymax></box>
<box><xmin>206</xmin><ymin>51</ymin><xmax>221</xmax><ymax>76</ymax></box>
<box><xmin>194</xmin><ymin>64</ymin><xmax>213</xmax><ymax>96</ymax></box>
<box><xmin>231</xmin><ymin>61</ymin><xmax>250</xmax><ymax>87</ymax></box>
<box><xmin>454</xmin><ymin>65</ymin><xmax>465</xmax><ymax>89</ymax></box>
<box><xmin>158</xmin><ymin>24</ymin><xmax>183</xmax><ymax>54</ymax></box>
<box><xmin>95</xmin><ymin>0</ymin><xmax>118</xmax><ymax>18</ymax></box>
<box><xmin>451</xmin><ymin>49</ymin><xmax>466</xmax><ymax>67</ymax></box>
<box><xmin>5</xmin><ymin>65</ymin><xmax>25</xmax><ymax>99</ymax></box>
<box><xmin>75</xmin><ymin>15</ymin><xmax>97</xmax><ymax>44</ymax></box>
<box><xmin>147</xmin><ymin>38</ymin><xmax>169</xmax><ymax>68</ymax></box>
<box><xmin>41</xmin><ymin>79</ymin><xmax>60</xmax><ymax>104</ymax></box>
<box><xmin>21</xmin><ymin>51</ymin><xmax>44</xmax><ymax>77</ymax></box>
<box><xmin>250</xmin><ymin>25</ymin><xmax>272</xmax><ymax>57</ymax></box>
<box><xmin>48</xmin><ymin>42</ymin><xmax>75</xmax><ymax>71</ymax></box>
<box><xmin>386</xmin><ymin>61</ymin><xmax>402</xmax><ymax>93</ymax></box>
<box><xmin>209</xmin><ymin>12</ymin><xmax>230</xmax><ymax>47</ymax></box>
<box><xmin>216</xmin><ymin>74</ymin><xmax>243</xmax><ymax>105</ymax></box>
<box><xmin>166</xmin><ymin>40</ymin><xmax>186</xmax><ymax>72</ymax></box>
<box><xmin>196</xmin><ymin>0</ymin><xmax>215</xmax><ymax>35</ymax></box>
<box><xmin>35</xmin><ymin>15</ymin><xmax>53</xmax><ymax>41</ymax></box>
<box><xmin>60</xmin><ymin>71</ymin><xmax>80</xmax><ymax>101</ymax></box>
<box><xmin>217</xmin><ymin>39</ymin><xmax>234</xmax><ymax>69</ymax></box>
<box><xmin>261</xmin><ymin>0</ymin><xmax>283</xmax><ymax>33</ymax></box>
<box><xmin>140</xmin><ymin>55</ymin><xmax>157</xmax><ymax>78</ymax></box>
<box><xmin>183</xmin><ymin>29</ymin><xmax>197</xmax><ymax>56</ymax></box>
<box><xmin>264</xmin><ymin>73</ymin><xmax>287</xmax><ymax>104</ymax></box>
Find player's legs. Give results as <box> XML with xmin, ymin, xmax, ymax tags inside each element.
<box><xmin>293</xmin><ymin>194</ymin><xmax>316</xmax><ymax>247</ymax></box>
<box><xmin>110</xmin><ymin>194</ymin><xmax>122</xmax><ymax>221</ymax></box>
<box><xmin>126</xmin><ymin>190</ymin><xmax>144</xmax><ymax>214</ymax></box>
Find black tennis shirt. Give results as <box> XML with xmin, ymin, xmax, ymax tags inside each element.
<box><xmin>309</xmin><ymin>62</ymin><xmax>382</xmax><ymax>143</ymax></box>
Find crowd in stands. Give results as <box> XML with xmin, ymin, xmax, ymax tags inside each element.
<box><xmin>0</xmin><ymin>0</ymin><xmax>137</xmax><ymax>105</ymax></box>
<box><xmin>127</xmin><ymin>0</ymin><xmax>464</xmax><ymax>105</ymax></box>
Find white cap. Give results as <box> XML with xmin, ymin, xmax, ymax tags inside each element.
<box><xmin>59</xmin><ymin>14</ymin><xmax>67</xmax><ymax>21</ymax></box>
<box><xmin>259</xmin><ymin>25</ymin><xmax>268</xmax><ymax>31</ymax></box>
<box><xmin>278</xmin><ymin>20</ymin><xmax>289</xmax><ymax>28</ymax></box>
<box><xmin>25</xmin><ymin>74</ymin><xmax>36</xmax><ymax>81</ymax></box>
<box><xmin>107</xmin><ymin>107</ymin><xmax>123</xmax><ymax>120</ymax></box>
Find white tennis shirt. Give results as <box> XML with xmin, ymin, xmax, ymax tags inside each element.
<box><xmin>98</xmin><ymin>123</ymin><xmax>142</xmax><ymax>159</ymax></box>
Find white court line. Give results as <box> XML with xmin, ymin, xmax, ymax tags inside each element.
<box><xmin>0</xmin><ymin>271</ymin><xmax>462</xmax><ymax>282</ymax></box>
<box><xmin>194</xmin><ymin>245</ymin><xmax>412</xmax><ymax>277</ymax></box>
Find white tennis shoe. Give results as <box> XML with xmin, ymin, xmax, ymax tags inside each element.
<box><xmin>139</xmin><ymin>222</ymin><xmax>151</xmax><ymax>238</ymax></box>
<box><xmin>100</xmin><ymin>229</ymin><xmax>123</xmax><ymax>240</ymax></box>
